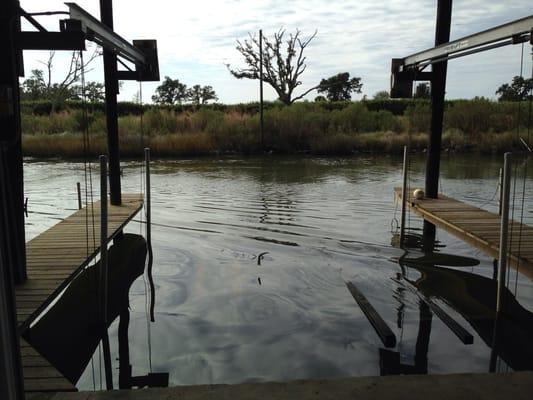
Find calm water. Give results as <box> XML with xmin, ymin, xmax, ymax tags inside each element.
<box><xmin>23</xmin><ymin>155</ymin><xmax>533</xmax><ymax>389</ymax></box>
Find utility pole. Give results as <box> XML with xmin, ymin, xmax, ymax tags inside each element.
<box><xmin>423</xmin><ymin>0</ymin><xmax>452</xmax><ymax>242</ymax></box>
<box><xmin>259</xmin><ymin>29</ymin><xmax>264</xmax><ymax>151</ymax></box>
<box><xmin>100</xmin><ymin>0</ymin><xmax>121</xmax><ymax>205</ymax></box>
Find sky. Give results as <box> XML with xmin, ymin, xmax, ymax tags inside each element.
<box><xmin>19</xmin><ymin>0</ymin><xmax>533</xmax><ymax>104</ymax></box>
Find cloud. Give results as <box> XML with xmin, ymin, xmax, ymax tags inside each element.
<box><xmin>19</xmin><ymin>0</ymin><xmax>533</xmax><ymax>103</ymax></box>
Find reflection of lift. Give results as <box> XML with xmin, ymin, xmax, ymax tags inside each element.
<box><xmin>24</xmin><ymin>234</ymin><xmax>169</xmax><ymax>388</ymax></box>
<box><xmin>402</xmin><ymin>260</ymin><xmax>533</xmax><ymax>371</ymax></box>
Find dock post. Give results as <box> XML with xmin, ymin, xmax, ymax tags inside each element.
<box><xmin>400</xmin><ymin>145</ymin><xmax>408</xmax><ymax>246</ymax></box>
<box><xmin>498</xmin><ymin>168</ymin><xmax>503</xmax><ymax>216</ymax></box>
<box><xmin>76</xmin><ymin>182</ymin><xmax>82</xmax><ymax>210</ymax></box>
<box><xmin>496</xmin><ymin>153</ymin><xmax>512</xmax><ymax>313</ymax></box>
<box><xmin>99</xmin><ymin>155</ymin><xmax>113</xmax><ymax>390</ymax></box>
<box><xmin>145</xmin><ymin>148</ymin><xmax>155</xmax><ymax>321</ymax></box>
<box><xmin>144</xmin><ymin>148</ymin><xmax>151</xmax><ymax>251</ymax></box>
<box><xmin>0</xmin><ymin>251</ymin><xmax>25</xmax><ymax>399</ymax></box>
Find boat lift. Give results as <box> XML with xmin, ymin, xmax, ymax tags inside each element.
<box><xmin>0</xmin><ymin>1</ymin><xmax>159</xmax><ymax>398</ymax></box>
<box><xmin>391</xmin><ymin>0</ymin><xmax>532</xmax><ymax>243</ymax></box>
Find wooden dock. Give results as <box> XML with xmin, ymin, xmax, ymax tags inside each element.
<box><xmin>394</xmin><ymin>188</ymin><xmax>533</xmax><ymax>279</ymax></box>
<box><xmin>16</xmin><ymin>194</ymin><xmax>143</xmax><ymax>393</ymax></box>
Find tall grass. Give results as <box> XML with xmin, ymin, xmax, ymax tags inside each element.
<box><xmin>21</xmin><ymin>99</ymin><xmax>531</xmax><ymax>157</ymax></box>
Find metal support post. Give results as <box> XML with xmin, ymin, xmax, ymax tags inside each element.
<box><xmin>425</xmin><ymin>0</ymin><xmax>452</xmax><ymax>200</ymax></box>
<box><xmin>76</xmin><ymin>182</ymin><xmax>82</xmax><ymax>210</ymax></box>
<box><xmin>100</xmin><ymin>0</ymin><xmax>121</xmax><ymax>206</ymax></box>
<box><xmin>259</xmin><ymin>29</ymin><xmax>264</xmax><ymax>150</ymax></box>
<box><xmin>145</xmin><ymin>148</ymin><xmax>155</xmax><ymax>321</ymax></box>
<box><xmin>0</xmin><ymin>248</ymin><xmax>24</xmax><ymax>399</ymax></box>
<box><xmin>99</xmin><ymin>155</ymin><xmax>113</xmax><ymax>390</ymax></box>
<box><xmin>400</xmin><ymin>145</ymin><xmax>408</xmax><ymax>246</ymax></box>
<box><xmin>1</xmin><ymin>0</ymin><xmax>27</xmax><ymax>284</ymax></box>
<box><xmin>144</xmin><ymin>148</ymin><xmax>151</xmax><ymax>246</ymax></box>
<box><xmin>423</xmin><ymin>0</ymin><xmax>452</xmax><ymax>245</ymax></box>
<box><xmin>498</xmin><ymin>168</ymin><xmax>503</xmax><ymax>215</ymax></box>
<box><xmin>496</xmin><ymin>153</ymin><xmax>512</xmax><ymax>313</ymax></box>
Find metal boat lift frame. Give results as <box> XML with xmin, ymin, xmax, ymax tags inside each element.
<box><xmin>0</xmin><ymin>1</ymin><xmax>159</xmax><ymax>398</ymax></box>
<box><xmin>391</xmin><ymin>0</ymin><xmax>532</xmax><ymax>243</ymax></box>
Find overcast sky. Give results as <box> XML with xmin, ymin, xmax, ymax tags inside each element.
<box><xmin>20</xmin><ymin>0</ymin><xmax>533</xmax><ymax>104</ymax></box>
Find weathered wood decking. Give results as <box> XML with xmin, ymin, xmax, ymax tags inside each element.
<box><xmin>17</xmin><ymin>194</ymin><xmax>143</xmax><ymax>393</ymax></box>
<box><xmin>394</xmin><ymin>188</ymin><xmax>533</xmax><ymax>279</ymax></box>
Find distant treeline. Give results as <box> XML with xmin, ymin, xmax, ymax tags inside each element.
<box><xmin>21</xmin><ymin>98</ymin><xmax>530</xmax><ymax>157</ymax></box>
<box><xmin>22</xmin><ymin>99</ymin><xmax>428</xmax><ymax>117</ymax></box>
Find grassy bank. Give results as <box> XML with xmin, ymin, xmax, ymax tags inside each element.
<box><xmin>21</xmin><ymin>99</ymin><xmax>530</xmax><ymax>157</ymax></box>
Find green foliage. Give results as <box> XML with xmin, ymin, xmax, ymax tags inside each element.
<box><xmin>495</xmin><ymin>76</ymin><xmax>533</xmax><ymax>101</ymax></box>
<box><xmin>373</xmin><ymin>91</ymin><xmax>390</xmax><ymax>100</ymax></box>
<box><xmin>152</xmin><ymin>76</ymin><xmax>189</xmax><ymax>105</ymax></box>
<box><xmin>414</xmin><ymin>83</ymin><xmax>430</xmax><ymax>99</ymax></box>
<box><xmin>317</xmin><ymin>72</ymin><xmax>363</xmax><ymax>101</ymax></box>
<box><xmin>19</xmin><ymin>98</ymin><xmax>530</xmax><ymax>157</ymax></box>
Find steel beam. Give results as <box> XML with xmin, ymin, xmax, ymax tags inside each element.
<box><xmin>19</xmin><ymin>31</ymin><xmax>85</xmax><ymax>50</ymax></box>
<box><xmin>65</xmin><ymin>2</ymin><xmax>146</xmax><ymax>64</ymax></box>
<box><xmin>402</xmin><ymin>15</ymin><xmax>533</xmax><ymax>68</ymax></box>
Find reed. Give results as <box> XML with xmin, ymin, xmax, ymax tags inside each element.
<box><xmin>21</xmin><ymin>99</ymin><xmax>530</xmax><ymax>157</ymax></box>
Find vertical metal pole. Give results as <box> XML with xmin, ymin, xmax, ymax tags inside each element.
<box><xmin>423</xmin><ymin>0</ymin><xmax>452</xmax><ymax>245</ymax></box>
<box><xmin>496</xmin><ymin>152</ymin><xmax>512</xmax><ymax>314</ymax></box>
<box><xmin>259</xmin><ymin>29</ymin><xmax>264</xmax><ymax>151</ymax></box>
<box><xmin>1</xmin><ymin>0</ymin><xmax>27</xmax><ymax>284</ymax></box>
<box><xmin>425</xmin><ymin>0</ymin><xmax>452</xmax><ymax>200</ymax></box>
<box><xmin>100</xmin><ymin>0</ymin><xmax>121</xmax><ymax>206</ymax></box>
<box><xmin>76</xmin><ymin>182</ymin><xmax>82</xmax><ymax>210</ymax></box>
<box><xmin>99</xmin><ymin>155</ymin><xmax>113</xmax><ymax>390</ymax></box>
<box><xmin>0</xmin><ymin>249</ymin><xmax>24</xmax><ymax>400</ymax></box>
<box><xmin>400</xmin><ymin>145</ymin><xmax>408</xmax><ymax>246</ymax></box>
<box><xmin>145</xmin><ymin>148</ymin><xmax>156</xmax><ymax>321</ymax></box>
<box><xmin>144</xmin><ymin>148</ymin><xmax>151</xmax><ymax>246</ymax></box>
<box><xmin>0</xmin><ymin>2</ymin><xmax>26</xmax><ymax>397</ymax></box>
<box><xmin>498</xmin><ymin>168</ymin><xmax>503</xmax><ymax>216</ymax></box>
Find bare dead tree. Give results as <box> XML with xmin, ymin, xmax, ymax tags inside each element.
<box><xmin>37</xmin><ymin>47</ymin><xmax>101</xmax><ymax>109</ymax></box>
<box><xmin>227</xmin><ymin>29</ymin><xmax>318</xmax><ymax>105</ymax></box>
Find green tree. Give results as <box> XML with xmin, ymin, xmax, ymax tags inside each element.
<box><xmin>227</xmin><ymin>29</ymin><xmax>319</xmax><ymax>105</ymax></box>
<box><xmin>77</xmin><ymin>81</ymin><xmax>105</xmax><ymax>102</ymax></box>
<box><xmin>413</xmin><ymin>83</ymin><xmax>430</xmax><ymax>99</ymax></box>
<box><xmin>152</xmin><ymin>76</ymin><xmax>189</xmax><ymax>105</ymax></box>
<box><xmin>317</xmin><ymin>72</ymin><xmax>362</xmax><ymax>101</ymax></box>
<box><xmin>373</xmin><ymin>90</ymin><xmax>390</xmax><ymax>100</ymax></box>
<box><xmin>188</xmin><ymin>85</ymin><xmax>218</xmax><ymax>105</ymax></box>
<box><xmin>496</xmin><ymin>76</ymin><xmax>533</xmax><ymax>101</ymax></box>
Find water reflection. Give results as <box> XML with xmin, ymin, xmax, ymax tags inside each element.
<box><xmin>392</xmin><ymin>229</ymin><xmax>533</xmax><ymax>373</ymax></box>
<box><xmin>24</xmin><ymin>234</ymin><xmax>168</xmax><ymax>388</ymax></box>
<box><xmin>22</xmin><ymin>156</ymin><xmax>533</xmax><ymax>386</ymax></box>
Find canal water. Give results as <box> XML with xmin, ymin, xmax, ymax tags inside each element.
<box><xmin>23</xmin><ymin>155</ymin><xmax>533</xmax><ymax>389</ymax></box>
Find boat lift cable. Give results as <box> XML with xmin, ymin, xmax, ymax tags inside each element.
<box><xmin>138</xmin><ymin>81</ymin><xmax>154</xmax><ymax>372</ymax></box>
<box><xmin>79</xmin><ymin>48</ymin><xmax>101</xmax><ymax>391</ymax></box>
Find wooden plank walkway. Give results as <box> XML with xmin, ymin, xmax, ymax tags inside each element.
<box><xmin>394</xmin><ymin>188</ymin><xmax>533</xmax><ymax>280</ymax></box>
<box><xmin>16</xmin><ymin>194</ymin><xmax>143</xmax><ymax>393</ymax></box>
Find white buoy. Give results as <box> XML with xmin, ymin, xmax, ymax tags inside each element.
<box><xmin>413</xmin><ymin>189</ymin><xmax>424</xmax><ymax>200</ymax></box>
